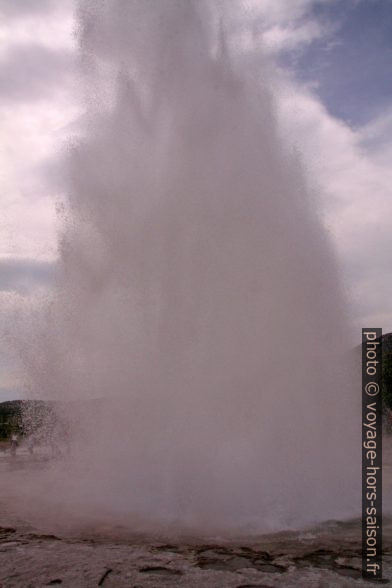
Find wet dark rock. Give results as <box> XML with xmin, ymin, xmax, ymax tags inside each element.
<box><xmin>139</xmin><ymin>566</ymin><xmax>182</xmax><ymax>576</ymax></box>
<box><xmin>98</xmin><ymin>568</ymin><xmax>112</xmax><ymax>585</ymax></box>
<box><xmin>25</xmin><ymin>533</ymin><xmax>60</xmax><ymax>542</ymax></box>
<box><xmin>0</xmin><ymin>527</ymin><xmax>16</xmax><ymax>539</ymax></box>
<box><xmin>236</xmin><ymin>585</ymin><xmax>273</xmax><ymax>588</ymax></box>
<box><xmin>153</xmin><ymin>543</ymin><xmax>181</xmax><ymax>553</ymax></box>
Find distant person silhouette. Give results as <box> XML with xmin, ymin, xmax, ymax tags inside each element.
<box><xmin>10</xmin><ymin>433</ymin><xmax>18</xmax><ymax>456</ymax></box>
<box><xmin>27</xmin><ymin>436</ymin><xmax>35</xmax><ymax>455</ymax></box>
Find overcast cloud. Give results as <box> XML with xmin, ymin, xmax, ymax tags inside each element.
<box><xmin>0</xmin><ymin>44</ymin><xmax>73</xmax><ymax>103</ymax></box>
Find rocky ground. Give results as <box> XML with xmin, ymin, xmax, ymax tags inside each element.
<box><xmin>1</xmin><ymin>518</ymin><xmax>391</xmax><ymax>587</ymax></box>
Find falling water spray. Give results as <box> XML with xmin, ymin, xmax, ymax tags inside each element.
<box><xmin>23</xmin><ymin>0</ymin><xmax>359</xmax><ymax>533</ymax></box>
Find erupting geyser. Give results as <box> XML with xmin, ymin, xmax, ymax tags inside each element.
<box><xmin>24</xmin><ymin>0</ymin><xmax>359</xmax><ymax>532</ymax></box>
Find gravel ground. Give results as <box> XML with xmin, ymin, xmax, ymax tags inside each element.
<box><xmin>1</xmin><ymin>519</ymin><xmax>391</xmax><ymax>587</ymax></box>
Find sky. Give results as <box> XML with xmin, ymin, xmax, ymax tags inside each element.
<box><xmin>0</xmin><ymin>0</ymin><xmax>391</xmax><ymax>400</ymax></box>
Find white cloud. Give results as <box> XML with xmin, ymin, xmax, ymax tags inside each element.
<box><xmin>0</xmin><ymin>97</ymin><xmax>79</xmax><ymax>261</ymax></box>
<box><xmin>0</xmin><ymin>0</ymin><xmax>74</xmax><ymax>52</ymax></box>
<box><xmin>242</xmin><ymin>0</ymin><xmax>327</xmax><ymax>25</ymax></box>
<box><xmin>359</xmin><ymin>106</ymin><xmax>392</xmax><ymax>166</ymax></box>
<box><xmin>230</xmin><ymin>0</ymin><xmax>336</xmax><ymax>55</ymax></box>
<box><xmin>274</xmin><ymin>72</ymin><xmax>392</xmax><ymax>333</ymax></box>
<box><xmin>0</xmin><ymin>4</ymin><xmax>79</xmax><ymax>263</ymax></box>
<box><xmin>261</xmin><ymin>20</ymin><xmax>324</xmax><ymax>52</ymax></box>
